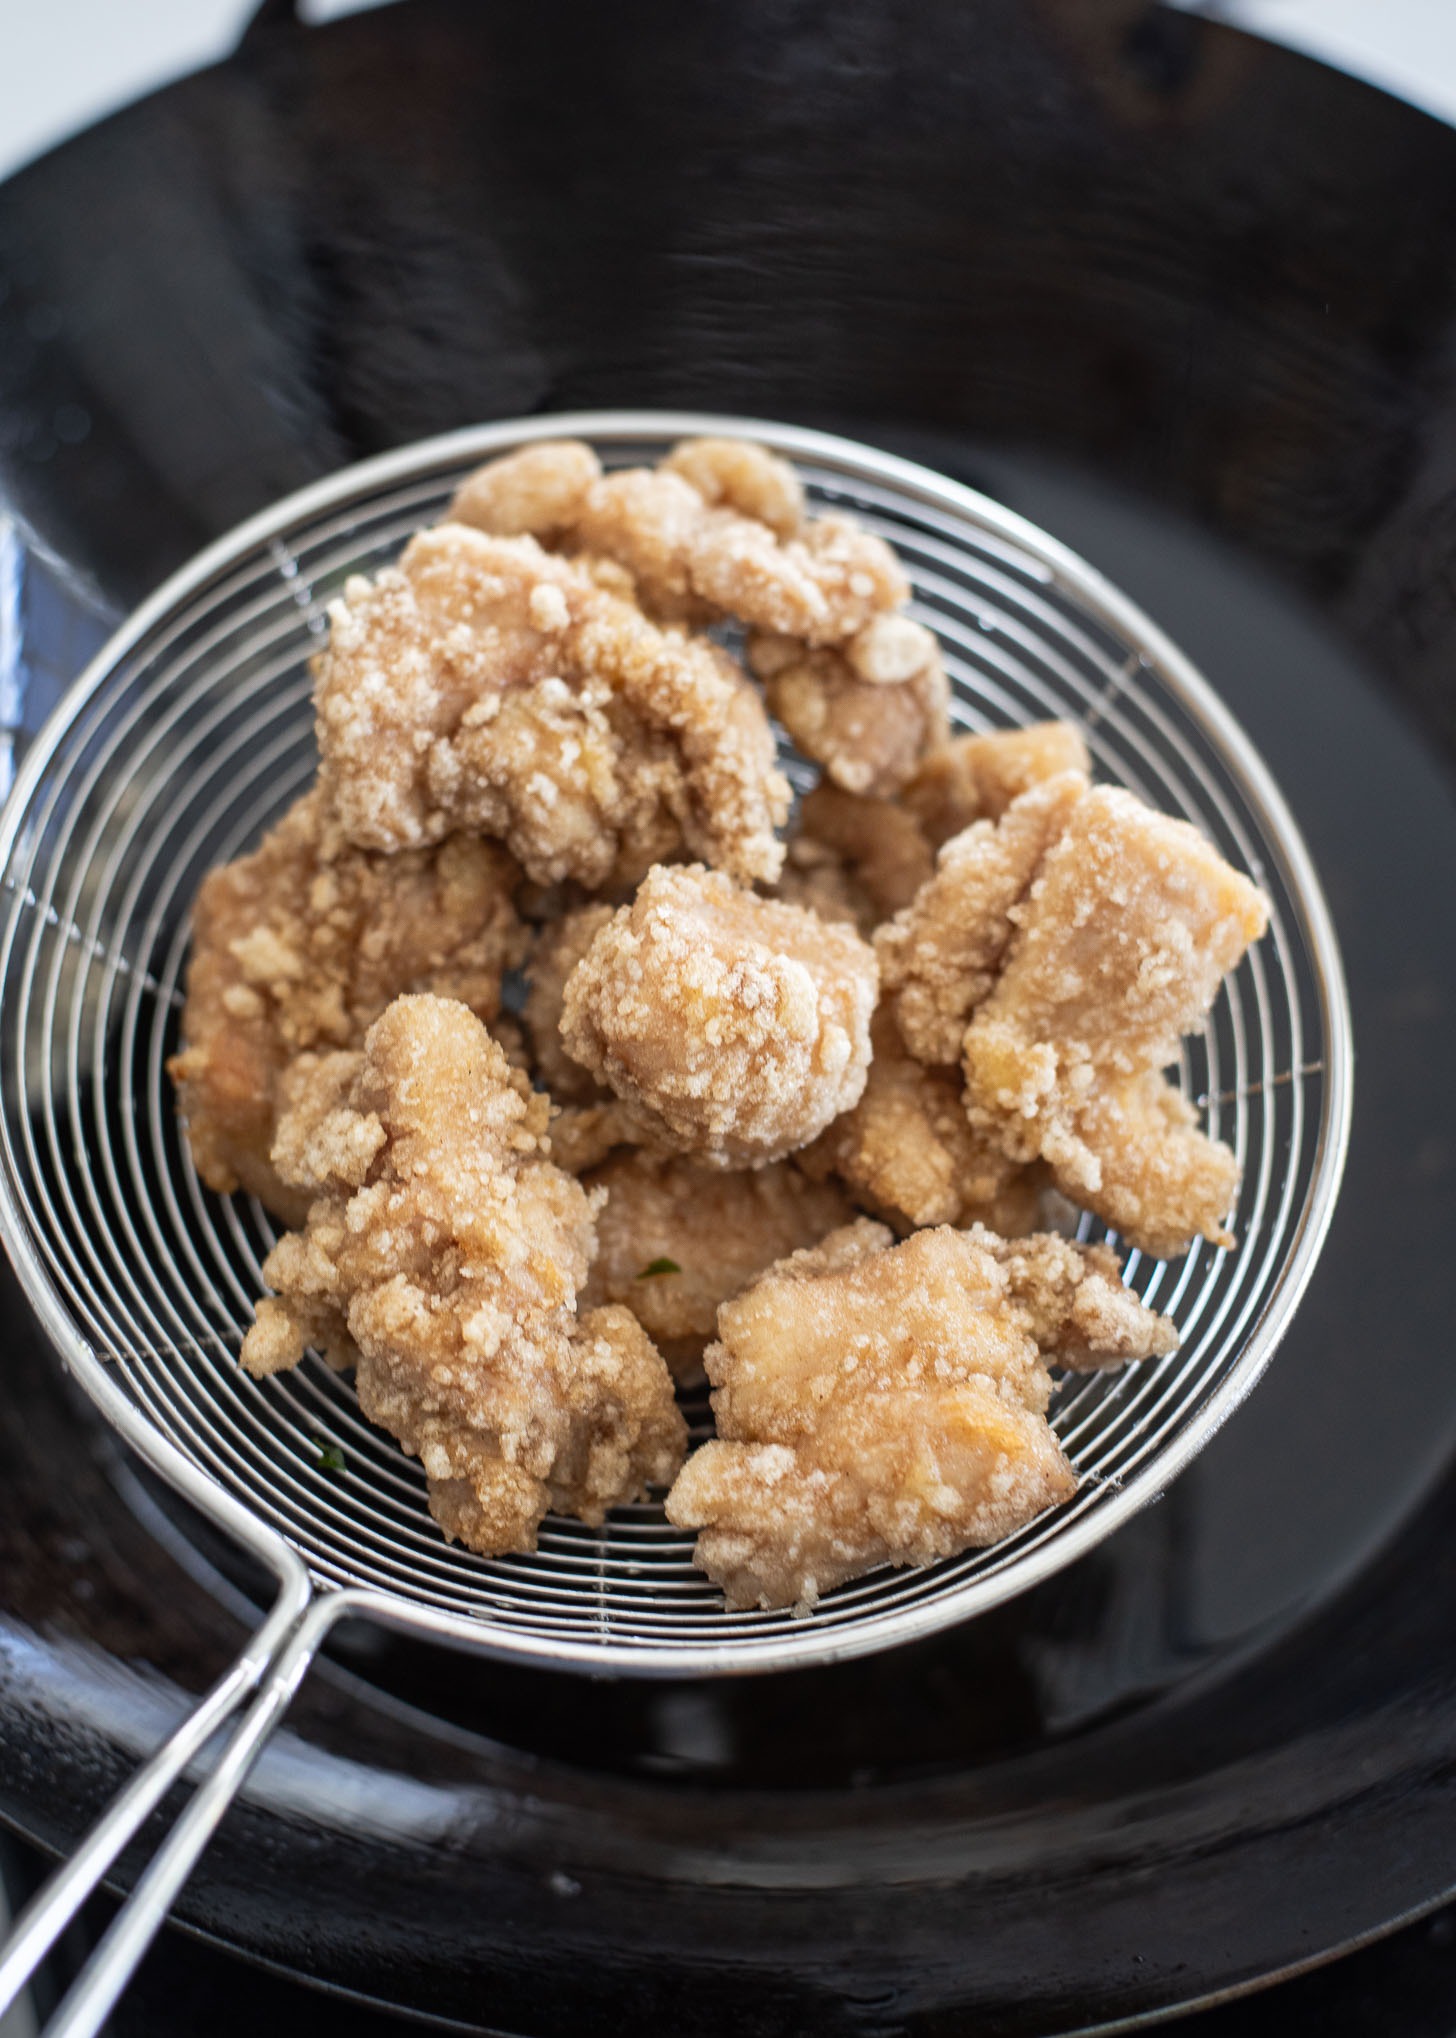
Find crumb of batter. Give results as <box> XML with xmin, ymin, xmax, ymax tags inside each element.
<box><xmin>801</xmin><ymin>1009</ymin><xmax>1040</xmax><ymax>1234</ymax></box>
<box><xmin>240</xmin><ymin>994</ymin><xmax>685</xmax><ymax>1552</ymax></box>
<box><xmin>749</xmin><ymin>627</ymin><xmax>950</xmax><ymax>795</ymax></box>
<box><xmin>962</xmin><ymin>786</ymin><xmax>1269</xmax><ymax>1255</ymax></box>
<box><xmin>667</xmin><ymin>1221</ymin><xmax>1095</xmax><ymax>1609</ymax></box>
<box><xmin>580</xmin><ymin>1152</ymin><xmax>854</xmax><ymax>1375</ymax></box>
<box><xmin>560</xmin><ymin>863</ymin><xmax>878</xmax><ymax>1167</ymax></box>
<box><xmin>313</xmin><ymin>524</ymin><xmax>789</xmax><ymax>888</ymax></box>
<box><xmin>522</xmin><ymin>903</ymin><xmax>616</xmax><ymax>1104</ymax></box>
<box><xmin>877</xmin><ymin>770</ymin><xmax>1090</xmax><ymax>1065</ymax></box>
<box><xmin>168</xmin><ymin>791</ymin><xmax>524</xmax><ymax>1223</ymax></box>
<box><xmin>903</xmin><ymin>720</ymin><xmax>1091</xmax><ymax>847</ymax></box>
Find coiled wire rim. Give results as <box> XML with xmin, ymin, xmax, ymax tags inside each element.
<box><xmin>0</xmin><ymin>413</ymin><xmax>1353</xmax><ymax>1674</ymax></box>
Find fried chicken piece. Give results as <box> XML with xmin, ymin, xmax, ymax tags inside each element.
<box><xmin>580</xmin><ymin>1152</ymin><xmax>854</xmax><ymax>1375</ymax></box>
<box><xmin>560</xmin><ymin>864</ymin><xmax>878</xmax><ymax>1167</ymax></box>
<box><xmin>313</xmin><ymin>525</ymin><xmax>789</xmax><ymax>888</ymax></box>
<box><xmin>771</xmin><ymin>784</ymin><xmax>933</xmax><ymax>936</ymax></box>
<box><xmin>962</xmin><ymin>787</ymin><xmax>1269</xmax><ymax>1255</ymax></box>
<box><xmin>903</xmin><ymin>720</ymin><xmax>1091</xmax><ymax>847</ymax></box>
<box><xmin>800</xmin><ymin>781</ymin><xmax>935</xmax><ymax>920</ymax></box>
<box><xmin>668</xmin><ymin>1222</ymin><xmax>1090</xmax><ymax>1609</ymax></box>
<box><xmin>801</xmin><ymin>1010</ymin><xmax>1040</xmax><ymax>1233</ymax></box>
<box><xmin>974</xmin><ymin>1223</ymin><xmax>1180</xmax><ymax>1371</ymax></box>
<box><xmin>522</xmin><ymin>903</ymin><xmax>615</xmax><ymax>1104</ymax></box>
<box><xmin>239</xmin><ymin>995</ymin><xmax>685</xmax><ymax>1552</ymax></box>
<box><xmin>169</xmin><ymin>792</ymin><xmax>524</xmax><ymax>1223</ymax></box>
<box><xmin>661</xmin><ymin>436</ymin><xmax>805</xmax><ymax>539</ymax></box>
<box><xmin>449</xmin><ymin>439</ymin><xmax>602</xmax><ymax>542</ymax></box>
<box><xmin>452</xmin><ymin>436</ymin><xmax>905</xmax><ymax>639</ymax></box>
<box><xmin>749</xmin><ymin>624</ymin><xmax>951</xmax><ymax>796</ymax></box>
<box><xmin>877</xmin><ymin>770</ymin><xmax>1090</xmax><ymax>1065</ymax></box>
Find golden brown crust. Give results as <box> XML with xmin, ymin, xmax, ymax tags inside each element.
<box><xmin>239</xmin><ymin>995</ymin><xmax>685</xmax><ymax>1551</ymax></box>
<box><xmin>666</xmin><ymin>1219</ymin><xmax>1173</xmax><ymax>1608</ymax></box>
<box><xmin>522</xmin><ymin>903</ymin><xmax>616</xmax><ymax>1104</ymax></box>
<box><xmin>449</xmin><ymin>439</ymin><xmax>603</xmax><ymax>542</ymax></box>
<box><xmin>876</xmin><ymin>771</ymin><xmax>1089</xmax><ymax>1065</ymax></box>
<box><xmin>903</xmin><ymin>721</ymin><xmax>1091</xmax><ymax>846</ymax></box>
<box><xmin>560</xmin><ymin>864</ymin><xmax>878</xmax><ymax>1167</ymax></box>
<box><xmin>580</xmin><ymin>1152</ymin><xmax>854</xmax><ymax>1374</ymax></box>
<box><xmin>665</xmin><ymin>1223</ymin><xmax>1070</xmax><ymax>1608</ymax></box>
<box><xmin>961</xmin><ymin>787</ymin><xmax>1269</xmax><ymax>1253</ymax></box>
<box><xmin>168</xmin><ymin>791</ymin><xmax>524</xmax><ymax>1221</ymax></box>
<box><xmin>802</xmin><ymin>1010</ymin><xmax>1039</xmax><ymax>1233</ymax></box>
<box><xmin>751</xmin><ymin>629</ymin><xmax>950</xmax><ymax>796</ymax></box>
<box><xmin>313</xmin><ymin>525</ymin><xmax>789</xmax><ymax>887</ymax></box>
<box><xmin>451</xmin><ymin>437</ymin><xmax>905</xmax><ymax>638</ymax></box>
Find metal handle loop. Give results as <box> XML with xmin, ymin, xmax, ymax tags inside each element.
<box><xmin>0</xmin><ymin>1572</ymin><xmax>349</xmax><ymax>2038</ymax></box>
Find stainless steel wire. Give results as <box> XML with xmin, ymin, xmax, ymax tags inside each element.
<box><xmin>0</xmin><ymin>413</ymin><xmax>1351</xmax><ymax>1676</ymax></box>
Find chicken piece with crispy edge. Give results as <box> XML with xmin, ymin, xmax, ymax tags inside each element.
<box><xmin>962</xmin><ymin>785</ymin><xmax>1270</xmax><ymax>1256</ymax></box>
<box><xmin>748</xmin><ymin>624</ymin><xmax>951</xmax><ymax>798</ymax></box>
<box><xmin>522</xmin><ymin>902</ymin><xmax>616</xmax><ymax>1105</ymax></box>
<box><xmin>312</xmin><ymin>524</ymin><xmax>790</xmax><ymax>890</ymax></box>
<box><xmin>168</xmin><ymin>790</ymin><xmax>525</xmax><ymax>1225</ymax></box>
<box><xmin>560</xmin><ymin>863</ymin><xmax>878</xmax><ymax>1168</ymax></box>
<box><xmin>667</xmin><ymin>1220</ymin><xmax>1173</xmax><ymax>1610</ymax></box>
<box><xmin>902</xmin><ymin>720</ymin><xmax>1092</xmax><ymax>848</ymax></box>
<box><xmin>449</xmin><ymin>436</ymin><xmax>904</xmax><ymax>640</ymax></box>
<box><xmin>876</xmin><ymin>769</ymin><xmax>1090</xmax><ymax>1066</ymax></box>
<box><xmin>800</xmin><ymin>1008</ymin><xmax>1041</xmax><ymax>1234</ymax></box>
<box><xmin>580</xmin><ymin>1152</ymin><xmax>856</xmax><ymax>1376</ymax></box>
<box><xmin>240</xmin><ymin>995</ymin><xmax>685</xmax><ymax>1555</ymax></box>
<box><xmin>772</xmin><ymin>780</ymin><xmax>936</xmax><ymax>938</ymax></box>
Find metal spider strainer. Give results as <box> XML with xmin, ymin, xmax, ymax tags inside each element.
<box><xmin>0</xmin><ymin>414</ymin><xmax>1351</xmax><ymax>2034</ymax></box>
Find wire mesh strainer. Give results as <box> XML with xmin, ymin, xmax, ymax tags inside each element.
<box><xmin>0</xmin><ymin>414</ymin><xmax>1351</xmax><ymax>2034</ymax></box>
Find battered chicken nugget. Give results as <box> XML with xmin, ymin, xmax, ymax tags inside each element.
<box><xmin>560</xmin><ymin>864</ymin><xmax>878</xmax><ymax>1167</ymax></box>
<box><xmin>962</xmin><ymin>787</ymin><xmax>1269</xmax><ymax>1255</ymax></box>
<box><xmin>313</xmin><ymin>525</ymin><xmax>789</xmax><ymax>887</ymax></box>
<box><xmin>903</xmin><ymin>720</ymin><xmax>1091</xmax><ymax>848</ymax></box>
<box><xmin>661</xmin><ymin>437</ymin><xmax>805</xmax><ymax>539</ymax></box>
<box><xmin>240</xmin><ymin>995</ymin><xmax>685</xmax><ymax>1553</ymax></box>
<box><xmin>522</xmin><ymin>904</ymin><xmax>615</xmax><ymax>1104</ymax></box>
<box><xmin>668</xmin><ymin>1220</ymin><xmax>1170</xmax><ymax>1609</ymax></box>
<box><xmin>449</xmin><ymin>439</ymin><xmax>602</xmax><ymax>542</ymax></box>
<box><xmin>749</xmin><ymin>624</ymin><xmax>951</xmax><ymax>797</ymax></box>
<box><xmin>801</xmin><ymin>1010</ymin><xmax>1039</xmax><ymax>1233</ymax></box>
<box><xmin>452</xmin><ymin>436</ymin><xmax>903</xmax><ymax>638</ymax></box>
<box><xmin>877</xmin><ymin>770</ymin><xmax>1090</xmax><ymax>1065</ymax></box>
<box><xmin>169</xmin><ymin>792</ymin><xmax>524</xmax><ymax>1222</ymax></box>
<box><xmin>580</xmin><ymin>1152</ymin><xmax>854</xmax><ymax>1374</ymax></box>
<box><xmin>797</xmin><ymin>782</ymin><xmax>935</xmax><ymax>920</ymax></box>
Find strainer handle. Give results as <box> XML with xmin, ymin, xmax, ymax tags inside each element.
<box><xmin>0</xmin><ymin>1577</ymin><xmax>345</xmax><ymax>2038</ymax></box>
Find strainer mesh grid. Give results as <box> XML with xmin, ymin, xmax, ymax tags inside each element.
<box><xmin>0</xmin><ymin>421</ymin><xmax>1342</xmax><ymax>1669</ymax></box>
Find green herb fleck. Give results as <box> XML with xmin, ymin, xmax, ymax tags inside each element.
<box><xmin>316</xmin><ymin>1440</ymin><xmax>346</xmax><ymax>1475</ymax></box>
<box><xmin>636</xmin><ymin>1256</ymin><xmax>681</xmax><ymax>1279</ymax></box>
